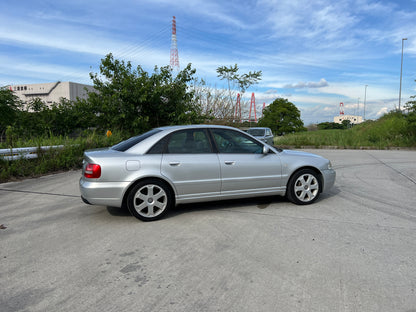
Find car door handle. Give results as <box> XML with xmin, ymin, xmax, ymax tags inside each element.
<box><xmin>169</xmin><ymin>162</ymin><xmax>180</xmax><ymax>166</ymax></box>
<box><xmin>224</xmin><ymin>161</ymin><xmax>235</xmax><ymax>165</ymax></box>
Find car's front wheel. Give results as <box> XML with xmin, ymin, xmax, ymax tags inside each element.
<box><xmin>287</xmin><ymin>169</ymin><xmax>321</xmax><ymax>205</ymax></box>
<box><xmin>127</xmin><ymin>179</ymin><xmax>173</xmax><ymax>221</ymax></box>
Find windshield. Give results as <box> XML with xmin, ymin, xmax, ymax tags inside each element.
<box><xmin>111</xmin><ymin>129</ymin><xmax>162</xmax><ymax>152</ymax></box>
<box><xmin>247</xmin><ymin>129</ymin><xmax>265</xmax><ymax>136</ymax></box>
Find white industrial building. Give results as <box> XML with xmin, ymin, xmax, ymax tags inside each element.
<box><xmin>333</xmin><ymin>115</ymin><xmax>363</xmax><ymax>124</ymax></box>
<box><xmin>10</xmin><ymin>81</ymin><xmax>95</xmax><ymax>106</ymax></box>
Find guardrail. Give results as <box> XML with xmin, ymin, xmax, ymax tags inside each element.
<box><xmin>0</xmin><ymin>145</ymin><xmax>64</xmax><ymax>161</ymax></box>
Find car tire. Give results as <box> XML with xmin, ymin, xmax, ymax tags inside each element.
<box><xmin>287</xmin><ymin>169</ymin><xmax>321</xmax><ymax>205</ymax></box>
<box><xmin>127</xmin><ymin>179</ymin><xmax>173</xmax><ymax>221</ymax></box>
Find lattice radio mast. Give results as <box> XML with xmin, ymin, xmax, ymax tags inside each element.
<box><xmin>249</xmin><ymin>92</ymin><xmax>257</xmax><ymax>122</ymax></box>
<box><xmin>235</xmin><ymin>93</ymin><xmax>241</xmax><ymax>122</ymax></box>
<box><xmin>170</xmin><ymin>16</ymin><xmax>179</xmax><ymax>70</ymax></box>
<box><xmin>339</xmin><ymin>102</ymin><xmax>344</xmax><ymax>115</ymax></box>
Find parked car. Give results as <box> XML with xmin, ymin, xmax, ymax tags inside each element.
<box><xmin>247</xmin><ymin>127</ymin><xmax>274</xmax><ymax>145</ymax></box>
<box><xmin>80</xmin><ymin>125</ymin><xmax>335</xmax><ymax>221</ymax></box>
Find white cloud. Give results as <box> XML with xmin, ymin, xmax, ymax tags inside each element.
<box><xmin>376</xmin><ymin>107</ymin><xmax>389</xmax><ymax>117</ymax></box>
<box><xmin>0</xmin><ymin>17</ymin><xmax>115</xmax><ymax>56</ymax></box>
<box><xmin>283</xmin><ymin>79</ymin><xmax>329</xmax><ymax>89</ymax></box>
<box><xmin>1</xmin><ymin>0</ymin><xmax>415</xmax><ymax>125</ymax></box>
<box><xmin>258</xmin><ymin>0</ymin><xmax>357</xmax><ymax>43</ymax></box>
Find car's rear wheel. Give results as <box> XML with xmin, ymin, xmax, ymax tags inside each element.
<box><xmin>287</xmin><ymin>169</ymin><xmax>321</xmax><ymax>205</ymax></box>
<box><xmin>127</xmin><ymin>179</ymin><xmax>173</xmax><ymax>221</ymax></box>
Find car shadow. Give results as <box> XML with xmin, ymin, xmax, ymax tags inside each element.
<box><xmin>106</xmin><ymin>205</ymin><xmax>131</xmax><ymax>217</ymax></box>
<box><xmin>105</xmin><ymin>188</ymin><xmax>340</xmax><ymax>220</ymax></box>
<box><xmin>169</xmin><ymin>186</ymin><xmax>340</xmax><ymax>219</ymax></box>
<box><xmin>324</xmin><ymin>185</ymin><xmax>341</xmax><ymax>197</ymax></box>
<box><xmin>105</xmin><ymin>196</ymin><xmax>284</xmax><ymax>220</ymax></box>
<box><xmin>168</xmin><ymin>195</ymin><xmax>286</xmax><ymax>219</ymax></box>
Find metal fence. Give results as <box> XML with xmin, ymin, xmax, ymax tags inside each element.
<box><xmin>0</xmin><ymin>145</ymin><xmax>64</xmax><ymax>161</ymax></box>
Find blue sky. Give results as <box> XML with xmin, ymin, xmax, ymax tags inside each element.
<box><xmin>1</xmin><ymin>0</ymin><xmax>415</xmax><ymax>125</ymax></box>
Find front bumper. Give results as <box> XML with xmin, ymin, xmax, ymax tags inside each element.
<box><xmin>321</xmin><ymin>169</ymin><xmax>336</xmax><ymax>193</ymax></box>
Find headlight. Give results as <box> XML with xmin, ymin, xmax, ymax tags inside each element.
<box><xmin>328</xmin><ymin>161</ymin><xmax>333</xmax><ymax>170</ymax></box>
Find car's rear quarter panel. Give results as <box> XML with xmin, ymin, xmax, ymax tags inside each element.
<box><xmin>80</xmin><ymin>150</ymin><xmax>165</xmax><ymax>207</ymax></box>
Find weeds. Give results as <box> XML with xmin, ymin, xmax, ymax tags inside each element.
<box><xmin>275</xmin><ymin>115</ymin><xmax>416</xmax><ymax>149</ymax></box>
<box><xmin>0</xmin><ymin>130</ymin><xmax>124</xmax><ymax>182</ymax></box>
<box><xmin>1</xmin><ymin>111</ymin><xmax>415</xmax><ymax>182</ymax></box>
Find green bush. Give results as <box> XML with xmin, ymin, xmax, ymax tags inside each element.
<box><xmin>0</xmin><ymin>130</ymin><xmax>124</xmax><ymax>182</ymax></box>
<box><xmin>276</xmin><ymin>111</ymin><xmax>416</xmax><ymax>149</ymax></box>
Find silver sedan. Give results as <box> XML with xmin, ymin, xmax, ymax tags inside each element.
<box><xmin>79</xmin><ymin>125</ymin><xmax>335</xmax><ymax>221</ymax></box>
<box><xmin>247</xmin><ymin>127</ymin><xmax>274</xmax><ymax>145</ymax></box>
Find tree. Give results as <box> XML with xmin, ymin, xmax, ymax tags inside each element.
<box><xmin>216</xmin><ymin>64</ymin><xmax>262</xmax><ymax>120</ymax></box>
<box><xmin>342</xmin><ymin>119</ymin><xmax>352</xmax><ymax>129</ymax></box>
<box><xmin>192</xmin><ymin>79</ymin><xmax>231</xmax><ymax>120</ymax></box>
<box><xmin>0</xmin><ymin>87</ymin><xmax>19</xmax><ymax>134</ymax></box>
<box><xmin>405</xmin><ymin>93</ymin><xmax>416</xmax><ymax>114</ymax></box>
<box><xmin>28</xmin><ymin>97</ymin><xmax>47</xmax><ymax>112</ymax></box>
<box><xmin>258</xmin><ymin>98</ymin><xmax>306</xmax><ymax>135</ymax></box>
<box><xmin>317</xmin><ymin>121</ymin><xmax>348</xmax><ymax>130</ymax></box>
<box><xmin>88</xmin><ymin>53</ymin><xmax>206</xmax><ymax>134</ymax></box>
<box><xmin>404</xmin><ymin>81</ymin><xmax>416</xmax><ymax>137</ymax></box>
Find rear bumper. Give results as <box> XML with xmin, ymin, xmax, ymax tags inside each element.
<box><xmin>79</xmin><ymin>177</ymin><xmax>129</xmax><ymax>208</ymax></box>
<box><xmin>81</xmin><ymin>195</ymin><xmax>92</xmax><ymax>205</ymax></box>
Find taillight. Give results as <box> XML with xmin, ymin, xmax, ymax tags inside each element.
<box><xmin>84</xmin><ymin>163</ymin><xmax>101</xmax><ymax>179</ymax></box>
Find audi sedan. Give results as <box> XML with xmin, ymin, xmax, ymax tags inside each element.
<box><xmin>247</xmin><ymin>127</ymin><xmax>274</xmax><ymax>145</ymax></box>
<box><xmin>79</xmin><ymin>125</ymin><xmax>335</xmax><ymax>221</ymax></box>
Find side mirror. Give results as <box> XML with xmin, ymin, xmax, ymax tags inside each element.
<box><xmin>262</xmin><ymin>146</ymin><xmax>270</xmax><ymax>154</ymax></box>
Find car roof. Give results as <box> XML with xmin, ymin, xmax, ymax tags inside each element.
<box><xmin>126</xmin><ymin>124</ymin><xmax>246</xmax><ymax>154</ymax></box>
<box><xmin>156</xmin><ymin>124</ymin><xmax>239</xmax><ymax>131</ymax></box>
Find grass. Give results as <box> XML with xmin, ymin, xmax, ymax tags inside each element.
<box><xmin>0</xmin><ymin>130</ymin><xmax>124</xmax><ymax>183</ymax></box>
<box><xmin>275</xmin><ymin>117</ymin><xmax>416</xmax><ymax>149</ymax></box>
<box><xmin>1</xmin><ymin>114</ymin><xmax>415</xmax><ymax>182</ymax></box>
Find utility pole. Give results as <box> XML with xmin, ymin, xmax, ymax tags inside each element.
<box><xmin>364</xmin><ymin>85</ymin><xmax>368</xmax><ymax>120</ymax></box>
<box><xmin>399</xmin><ymin>38</ymin><xmax>407</xmax><ymax>111</ymax></box>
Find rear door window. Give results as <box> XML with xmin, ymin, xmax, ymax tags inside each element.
<box><xmin>166</xmin><ymin>129</ymin><xmax>212</xmax><ymax>154</ymax></box>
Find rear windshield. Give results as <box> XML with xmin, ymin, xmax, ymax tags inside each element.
<box><xmin>111</xmin><ymin>129</ymin><xmax>162</xmax><ymax>152</ymax></box>
<box><xmin>247</xmin><ymin>129</ymin><xmax>265</xmax><ymax>136</ymax></box>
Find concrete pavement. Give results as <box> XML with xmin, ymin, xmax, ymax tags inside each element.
<box><xmin>1</xmin><ymin>149</ymin><xmax>416</xmax><ymax>311</ymax></box>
